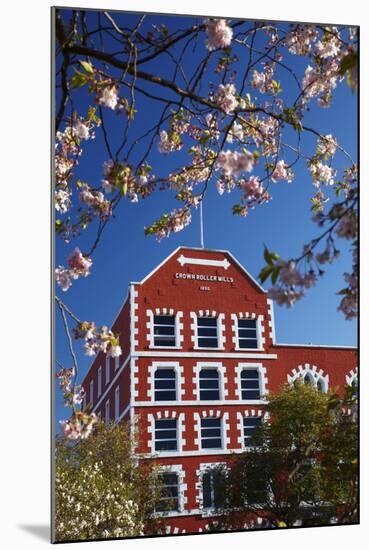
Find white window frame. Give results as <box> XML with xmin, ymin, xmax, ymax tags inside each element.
<box><xmin>154</xmin><ymin>418</ymin><xmax>179</xmax><ymax>453</ymax></box>
<box><xmin>190</xmin><ymin>312</ymin><xmax>225</xmax><ymax>350</ymax></box>
<box><xmin>154</xmin><ymin>464</ymin><xmax>187</xmax><ymax>516</ymax></box>
<box><xmin>236</xmin><ymin>411</ymin><xmax>264</xmax><ymax>450</ymax></box>
<box><xmin>97</xmin><ymin>366</ymin><xmax>102</xmax><ymax>397</ymax></box>
<box><xmin>105</xmin><ymin>399</ymin><xmax>110</xmax><ymax>425</ymax></box>
<box><xmin>146</xmin><ymin>310</ymin><xmax>183</xmax><ymax>349</ymax></box>
<box><xmin>148</xmin><ymin>412</ymin><xmax>185</xmax><ymax>456</ymax></box>
<box><xmin>287</xmin><ymin>364</ymin><xmax>329</xmax><ymax>393</ymax></box>
<box><xmin>115</xmin><ymin>386</ymin><xmax>120</xmax><ymax>420</ymax></box>
<box><xmin>194</xmin><ymin>362</ymin><xmax>227</xmax><ymax>401</ymax></box>
<box><xmin>235</xmin><ymin>363</ymin><xmax>267</xmax><ymax>403</ymax></box>
<box><xmin>148</xmin><ymin>362</ymin><xmax>184</xmax><ymax>403</ymax></box>
<box><xmin>196</xmin><ymin>462</ymin><xmax>227</xmax><ymax>514</ymax></box>
<box><xmin>200</xmin><ymin>416</ymin><xmax>224</xmax><ymax>451</ymax></box>
<box><xmin>231</xmin><ymin>313</ymin><xmax>264</xmax><ymax>351</ymax></box>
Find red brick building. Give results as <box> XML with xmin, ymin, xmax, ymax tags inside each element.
<box><xmin>82</xmin><ymin>246</ymin><xmax>357</xmax><ymax>534</ymax></box>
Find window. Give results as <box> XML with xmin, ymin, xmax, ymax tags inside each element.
<box><xmin>238</xmin><ymin>319</ymin><xmax>258</xmax><ymax>349</ymax></box>
<box><xmin>245</xmin><ymin>466</ymin><xmax>268</xmax><ymax>504</ymax></box>
<box><xmin>106</xmin><ymin>356</ymin><xmax>110</xmax><ymax>385</ymax></box>
<box><xmin>199</xmin><ymin>369</ymin><xmax>220</xmax><ymax>400</ymax></box>
<box><xmin>105</xmin><ymin>400</ymin><xmax>110</xmax><ymax>425</ymax></box>
<box><xmin>83</xmin><ymin>390</ymin><xmax>87</xmax><ymax>411</ymax></box>
<box><xmin>243</xmin><ymin>417</ymin><xmax>262</xmax><ymax>447</ymax></box>
<box><xmin>303</xmin><ymin>371</ymin><xmax>326</xmax><ymax>392</ymax></box>
<box><xmin>241</xmin><ymin>369</ymin><xmax>261</xmax><ymax>400</ymax></box>
<box><xmin>351</xmin><ymin>376</ymin><xmax>358</xmax><ymax>398</ymax></box>
<box><xmin>153</xmin><ymin>315</ymin><xmax>176</xmax><ymax>347</ymax></box>
<box><xmin>155</xmin><ymin>419</ymin><xmax>178</xmax><ymax>451</ymax></box>
<box><xmin>156</xmin><ymin>472</ymin><xmax>179</xmax><ymax>512</ymax></box>
<box><xmin>115</xmin><ymin>386</ymin><xmax>120</xmax><ymax>420</ymax></box>
<box><xmin>98</xmin><ymin>366</ymin><xmax>102</xmax><ymax>396</ymax></box>
<box><xmin>200</xmin><ymin>418</ymin><xmax>222</xmax><ymax>449</ymax></box>
<box><xmin>197</xmin><ymin>316</ymin><xmax>218</xmax><ymax>348</ymax></box>
<box><xmin>202</xmin><ymin>468</ymin><xmax>225</xmax><ymax>509</ymax></box>
<box><xmin>154</xmin><ymin>368</ymin><xmax>176</xmax><ymax>401</ymax></box>
<box><xmin>90</xmin><ymin>379</ymin><xmax>94</xmax><ymax>405</ymax></box>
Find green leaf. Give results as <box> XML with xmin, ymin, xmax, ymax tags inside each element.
<box><xmin>339</xmin><ymin>53</ymin><xmax>357</xmax><ymax>77</ymax></box>
<box><xmin>271</xmin><ymin>266</ymin><xmax>281</xmax><ymax>285</ymax></box>
<box><xmin>79</xmin><ymin>60</ymin><xmax>94</xmax><ymax>74</ymax></box>
<box><xmin>70</xmin><ymin>71</ymin><xmax>87</xmax><ymax>89</ymax></box>
<box><xmin>259</xmin><ymin>264</ymin><xmax>274</xmax><ymax>283</ymax></box>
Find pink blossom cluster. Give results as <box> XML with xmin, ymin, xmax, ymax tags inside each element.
<box><xmin>252</xmin><ymin>116</ymin><xmax>279</xmax><ymax>157</ymax></box>
<box><xmin>57</xmin><ymin>367</ymin><xmax>85</xmax><ymax>407</ymax></box>
<box><xmin>102</xmin><ymin>160</ymin><xmax>154</xmax><ymax>202</ymax></box>
<box><xmin>240</xmin><ymin>176</ymin><xmax>270</xmax><ymax>207</ymax></box>
<box><xmin>315</xmin><ymin>30</ymin><xmax>341</xmax><ymax>59</ymax></box>
<box><xmin>55</xmin><ymin>188</ymin><xmax>72</xmax><ymax>214</ymax></box>
<box><xmin>79</xmin><ymin>183</ymin><xmax>112</xmax><ymax>219</ymax></box>
<box><xmin>73</xmin><ymin>321</ymin><xmax>122</xmax><ymax>358</ymax></box>
<box><xmin>205</xmin><ymin>18</ymin><xmax>233</xmax><ymax>51</ymax></box>
<box><xmin>251</xmin><ymin>63</ymin><xmax>277</xmax><ymax>95</ymax></box>
<box><xmin>158</xmin><ymin>130</ymin><xmax>183</xmax><ymax>153</ymax></box>
<box><xmin>226</xmin><ymin>122</ymin><xmax>244</xmax><ymax>143</ymax></box>
<box><xmin>55</xmin><ymin>248</ymin><xmax>92</xmax><ymax>291</ymax></box>
<box><xmin>284</xmin><ymin>25</ymin><xmax>318</xmax><ymax>55</ymax></box>
<box><xmin>335</xmin><ymin>211</ymin><xmax>357</xmax><ymax>240</ymax></box>
<box><xmin>271</xmin><ymin>160</ymin><xmax>294</xmax><ymax>183</ymax></box>
<box><xmin>214</xmin><ymin>83</ymin><xmax>238</xmax><ymax>115</ymax></box>
<box><xmin>60</xmin><ymin>412</ymin><xmax>98</xmax><ymax>440</ymax></box>
<box><xmin>309</xmin><ymin>161</ymin><xmax>336</xmax><ymax>186</ymax></box>
<box><xmin>316</xmin><ymin>134</ymin><xmax>338</xmax><ymax>157</ymax></box>
<box><xmin>217</xmin><ymin>149</ymin><xmax>254</xmax><ymax>177</ymax></box>
<box><xmin>302</xmin><ymin>57</ymin><xmax>343</xmax><ymax>107</ymax></box>
<box><xmin>152</xmin><ymin>208</ymin><xmax>192</xmax><ymax>240</ymax></box>
<box><xmin>268</xmin><ymin>286</ymin><xmax>305</xmax><ymax>308</ymax></box>
<box><xmin>96</xmin><ymin>85</ymin><xmax>119</xmax><ymax>110</ymax></box>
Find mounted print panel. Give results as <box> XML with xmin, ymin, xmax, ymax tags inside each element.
<box><xmin>52</xmin><ymin>6</ymin><xmax>358</xmax><ymax>544</ymax></box>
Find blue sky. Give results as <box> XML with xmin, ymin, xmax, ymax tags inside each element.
<box><xmin>55</xmin><ymin>10</ymin><xmax>357</xmax><ymax>426</ymax></box>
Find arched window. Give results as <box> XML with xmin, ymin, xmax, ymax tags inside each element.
<box><xmin>240</xmin><ymin>369</ymin><xmax>261</xmax><ymax>400</ymax></box>
<box><xmin>288</xmin><ymin>365</ymin><xmax>328</xmax><ymax>393</ymax></box>
<box><xmin>154</xmin><ymin>368</ymin><xmax>177</xmax><ymax>401</ymax></box>
<box><xmin>199</xmin><ymin>368</ymin><xmax>220</xmax><ymax>400</ymax></box>
<box><xmin>304</xmin><ymin>372</ymin><xmax>314</xmax><ymax>385</ymax></box>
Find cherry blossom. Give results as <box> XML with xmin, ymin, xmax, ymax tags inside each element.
<box><xmin>317</xmin><ymin>134</ymin><xmax>338</xmax><ymax>157</ymax></box>
<box><xmin>97</xmin><ymin>85</ymin><xmax>119</xmax><ymax>110</ymax></box>
<box><xmin>217</xmin><ymin>150</ymin><xmax>254</xmax><ymax>177</ymax></box>
<box><xmin>285</xmin><ymin>25</ymin><xmax>318</xmax><ymax>55</ymax></box>
<box><xmin>309</xmin><ymin>161</ymin><xmax>336</xmax><ymax>186</ymax></box>
<box><xmin>205</xmin><ymin>18</ymin><xmax>233</xmax><ymax>51</ymax></box>
<box><xmin>79</xmin><ymin>183</ymin><xmax>112</xmax><ymax>219</ymax></box>
<box><xmin>271</xmin><ymin>160</ymin><xmax>294</xmax><ymax>183</ymax></box>
<box><xmin>214</xmin><ymin>83</ymin><xmax>238</xmax><ymax>115</ymax></box>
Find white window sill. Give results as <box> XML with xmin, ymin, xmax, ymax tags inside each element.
<box><xmin>234</xmin><ymin>347</ymin><xmax>264</xmax><ymax>352</ymax></box>
<box><xmin>194</xmin><ymin>347</ymin><xmax>225</xmax><ymax>351</ymax></box>
<box><xmin>149</xmin><ymin>345</ymin><xmax>182</xmax><ymax>350</ymax></box>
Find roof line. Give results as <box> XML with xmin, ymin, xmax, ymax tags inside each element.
<box><xmin>274</xmin><ymin>343</ymin><xmax>357</xmax><ymax>349</ymax></box>
<box><xmin>134</xmin><ymin>246</ymin><xmax>266</xmax><ymax>292</ymax></box>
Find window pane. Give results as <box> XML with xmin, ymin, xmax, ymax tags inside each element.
<box><xmin>154</xmin><ymin>390</ymin><xmax>176</xmax><ymax>401</ymax></box>
<box><xmin>241</xmin><ymin>379</ymin><xmax>260</xmax><ymax>389</ymax></box>
<box><xmin>239</xmin><ymin>328</ymin><xmax>257</xmax><ymax>338</ymax></box>
<box><xmin>155</xmin><ymin>439</ymin><xmax>177</xmax><ymax>451</ymax></box>
<box><xmin>241</xmin><ymin>389</ymin><xmax>260</xmax><ymax>400</ymax></box>
<box><xmin>241</xmin><ymin>369</ymin><xmax>259</xmax><ymax>379</ymax></box>
<box><xmin>198</xmin><ymin>327</ymin><xmax>217</xmax><ymax>337</ymax></box>
<box><xmin>156</xmin><ymin>419</ymin><xmax>176</xmax><ymax>429</ymax></box>
<box><xmin>155</xmin><ymin>429</ymin><xmax>177</xmax><ymax>440</ymax></box>
<box><xmin>200</xmin><ymin>369</ymin><xmax>219</xmax><ymax>379</ymax></box>
<box><xmin>198</xmin><ymin>338</ymin><xmax>218</xmax><ymax>348</ymax></box>
<box><xmin>200</xmin><ymin>379</ymin><xmax>219</xmax><ymax>389</ymax></box>
<box><xmin>239</xmin><ymin>339</ymin><xmax>258</xmax><ymax>349</ymax></box>
<box><xmin>154</xmin><ymin>326</ymin><xmax>175</xmax><ymax>335</ymax></box>
<box><xmin>201</xmin><ymin>438</ymin><xmax>222</xmax><ymax>449</ymax></box>
<box><xmin>154</xmin><ymin>337</ymin><xmax>176</xmax><ymax>346</ymax></box>
<box><xmin>155</xmin><ymin>379</ymin><xmax>176</xmax><ymax>390</ymax></box>
<box><xmin>238</xmin><ymin>319</ymin><xmax>257</xmax><ymax>329</ymax></box>
<box><xmin>154</xmin><ymin>315</ymin><xmax>175</xmax><ymax>325</ymax></box>
<box><xmin>200</xmin><ymin>389</ymin><xmax>220</xmax><ymax>400</ymax></box>
<box><xmin>201</xmin><ymin>428</ymin><xmax>221</xmax><ymax>438</ymax></box>
<box><xmin>202</xmin><ymin>418</ymin><xmax>221</xmax><ymax>427</ymax></box>
<box><xmin>155</xmin><ymin>369</ymin><xmax>176</xmax><ymax>379</ymax></box>
<box><xmin>198</xmin><ymin>317</ymin><xmax>217</xmax><ymax>327</ymax></box>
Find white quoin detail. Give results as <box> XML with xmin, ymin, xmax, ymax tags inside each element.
<box><xmin>177</xmin><ymin>255</ymin><xmax>230</xmax><ymax>270</ymax></box>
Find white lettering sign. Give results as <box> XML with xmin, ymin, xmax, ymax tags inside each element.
<box><xmin>175</xmin><ymin>272</ymin><xmax>234</xmax><ymax>283</ymax></box>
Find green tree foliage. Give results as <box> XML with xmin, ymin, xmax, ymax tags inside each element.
<box><xmin>54</xmin><ymin>422</ymin><xmax>164</xmax><ymax>541</ymax></box>
<box><xmin>211</xmin><ymin>382</ymin><xmax>358</xmax><ymax>529</ymax></box>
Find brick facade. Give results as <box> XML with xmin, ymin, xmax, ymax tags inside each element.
<box><xmin>82</xmin><ymin>246</ymin><xmax>357</xmax><ymax>533</ymax></box>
